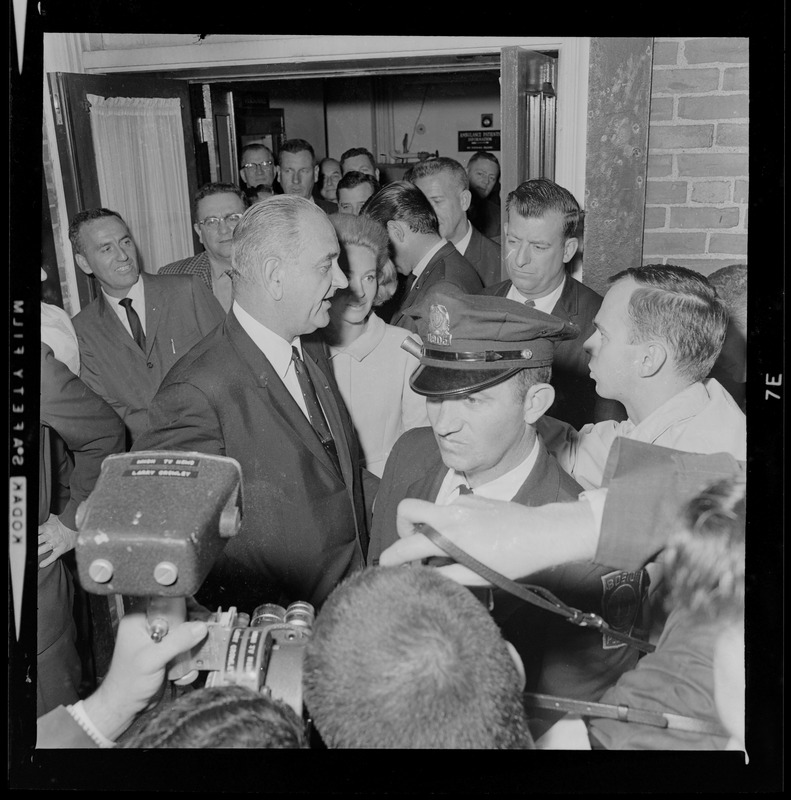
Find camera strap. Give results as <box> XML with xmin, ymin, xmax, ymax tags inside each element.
<box><xmin>523</xmin><ymin>692</ymin><xmax>728</xmax><ymax>736</ymax></box>
<box><xmin>414</xmin><ymin>522</ymin><xmax>656</xmax><ymax>654</ymax></box>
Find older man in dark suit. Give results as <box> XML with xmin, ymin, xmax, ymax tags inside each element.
<box><xmin>69</xmin><ymin>208</ymin><xmax>225</xmax><ymax>446</ymax></box>
<box><xmin>482</xmin><ymin>179</ymin><xmax>626</xmax><ymax>429</ymax></box>
<box><xmin>363</xmin><ymin>180</ymin><xmax>482</xmax><ymax>332</ymax></box>
<box><xmin>134</xmin><ymin>196</ymin><xmax>373</xmax><ymax>614</ymax></box>
<box><xmin>369</xmin><ymin>290</ymin><xmax>648</xmax><ymax>705</ymax></box>
<box><xmin>408</xmin><ymin>156</ymin><xmax>502</xmax><ymax>287</ymax></box>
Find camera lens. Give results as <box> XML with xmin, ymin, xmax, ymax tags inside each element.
<box><xmin>251</xmin><ymin>603</ymin><xmax>286</xmax><ymax>627</ymax></box>
<box><xmin>284</xmin><ymin>601</ymin><xmax>315</xmax><ymax>629</ymax></box>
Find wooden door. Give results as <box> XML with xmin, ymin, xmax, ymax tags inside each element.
<box><xmin>48</xmin><ymin>72</ymin><xmax>201</xmax><ymax>309</ymax></box>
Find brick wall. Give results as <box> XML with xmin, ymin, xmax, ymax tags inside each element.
<box><xmin>643</xmin><ymin>38</ymin><xmax>748</xmax><ymax>275</ymax></box>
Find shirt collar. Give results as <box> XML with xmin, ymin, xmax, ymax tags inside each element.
<box><xmin>438</xmin><ymin>436</ymin><xmax>540</xmax><ymax>504</ymax></box>
<box><xmin>233</xmin><ymin>300</ymin><xmax>301</xmax><ymax>381</ymax></box>
<box><xmin>412</xmin><ymin>238</ymin><xmax>447</xmax><ymax>280</ymax></box>
<box><xmin>328</xmin><ymin>313</ymin><xmax>386</xmax><ymax>361</ymax></box>
<box><xmin>102</xmin><ymin>275</ymin><xmax>145</xmax><ymax>309</ymax></box>
<box><xmin>506</xmin><ymin>276</ymin><xmax>565</xmax><ymax>314</ymax></box>
<box><xmin>454</xmin><ymin>220</ymin><xmax>474</xmax><ymax>256</ymax></box>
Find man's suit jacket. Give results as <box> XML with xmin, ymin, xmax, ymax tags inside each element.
<box><xmin>72</xmin><ymin>272</ymin><xmax>225</xmax><ymax>445</ymax></box>
<box><xmin>369</xmin><ymin>426</ymin><xmax>646</xmax><ymax>703</ymax></box>
<box><xmin>133</xmin><ymin>310</ymin><xmax>372</xmax><ymax>613</ymax></box>
<box><xmin>158</xmin><ymin>251</ymin><xmax>213</xmax><ymax>291</ymax></box>
<box><xmin>39</xmin><ymin>343</ymin><xmax>125</xmax><ymax>713</ymax></box>
<box><xmin>390</xmin><ymin>241</ymin><xmax>483</xmax><ymax>332</ymax></box>
<box><xmin>462</xmin><ymin>225</ymin><xmax>502</xmax><ymax>287</ymax></box>
<box><xmin>482</xmin><ymin>276</ymin><xmax>627</xmax><ymax>428</ymax></box>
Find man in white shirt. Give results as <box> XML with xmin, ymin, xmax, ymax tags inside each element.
<box><xmin>370</xmin><ymin>289</ymin><xmax>649</xmax><ymax>703</ymax></box>
<box><xmin>408</xmin><ymin>156</ymin><xmax>502</xmax><ymax>287</ymax></box>
<box><xmin>134</xmin><ymin>196</ymin><xmax>373</xmax><ymax>614</ymax></box>
<box><xmin>539</xmin><ymin>264</ymin><xmax>747</xmax><ymax>491</ymax></box>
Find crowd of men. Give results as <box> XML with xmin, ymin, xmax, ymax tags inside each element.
<box><xmin>36</xmin><ymin>133</ymin><xmax>749</xmax><ymax>753</ymax></box>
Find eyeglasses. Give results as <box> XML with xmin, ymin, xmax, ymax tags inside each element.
<box><xmin>198</xmin><ymin>213</ymin><xmax>244</xmax><ymax>230</ymax></box>
<box><xmin>242</xmin><ymin>161</ymin><xmax>275</xmax><ymax>171</ymax></box>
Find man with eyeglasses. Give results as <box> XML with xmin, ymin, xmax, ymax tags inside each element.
<box><xmin>239</xmin><ymin>143</ymin><xmax>276</xmax><ymax>193</ymax></box>
<box><xmin>69</xmin><ymin>208</ymin><xmax>225</xmax><ymax>446</ymax></box>
<box><xmin>159</xmin><ymin>182</ymin><xmax>250</xmax><ymax>312</ymax></box>
<box><xmin>277</xmin><ymin>138</ymin><xmax>337</xmax><ymax>214</ymax></box>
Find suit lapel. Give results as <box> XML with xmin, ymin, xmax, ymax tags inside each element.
<box><xmin>510</xmin><ymin>440</ymin><xmax>562</xmax><ymax>506</ymax></box>
<box><xmin>405</xmin><ymin>446</ymin><xmax>447</xmax><ymax>502</ymax></box>
<box><xmin>96</xmin><ymin>289</ymin><xmax>146</xmax><ymax>359</ymax></box>
<box><xmin>552</xmin><ymin>276</ymin><xmax>577</xmax><ymax>323</ymax></box>
<box><xmin>141</xmin><ymin>273</ymin><xmax>161</xmax><ymax>358</ymax></box>
<box><xmin>224</xmin><ymin>313</ymin><xmax>342</xmax><ymax>480</ymax></box>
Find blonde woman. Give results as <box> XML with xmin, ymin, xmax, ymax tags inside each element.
<box><xmin>322</xmin><ymin>213</ymin><xmax>428</xmax><ymax>477</ymax></box>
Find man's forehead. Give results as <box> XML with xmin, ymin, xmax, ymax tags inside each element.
<box><xmin>322</xmin><ymin>161</ymin><xmax>341</xmax><ymax>174</ymax></box>
<box><xmin>82</xmin><ymin>217</ymin><xmax>129</xmax><ymax>240</ymax></box>
<box><xmin>281</xmin><ymin>150</ymin><xmax>313</xmax><ymax>165</ymax></box>
<box><xmin>344</xmin><ymin>154</ymin><xmax>374</xmax><ymax>171</ymax></box>
<box><xmin>602</xmin><ymin>277</ymin><xmax>637</xmax><ymax>312</ymax></box>
<box><xmin>244</xmin><ymin>147</ymin><xmax>272</xmax><ymax>160</ymax></box>
<box><xmin>198</xmin><ymin>192</ymin><xmax>244</xmax><ymax>212</ymax></box>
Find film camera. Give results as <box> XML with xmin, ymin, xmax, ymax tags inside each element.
<box><xmin>75</xmin><ymin>451</ymin><xmax>312</xmax><ymax>717</ymax></box>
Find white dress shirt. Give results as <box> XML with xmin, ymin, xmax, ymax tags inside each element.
<box><xmin>103</xmin><ymin>278</ymin><xmax>147</xmax><ymax>338</ymax></box>
<box><xmin>435</xmin><ymin>436</ymin><xmax>540</xmax><ymax>505</ymax></box>
<box><xmin>506</xmin><ymin>276</ymin><xmax>566</xmax><ymax>314</ymax></box>
<box><xmin>232</xmin><ymin>300</ymin><xmax>311</xmax><ymax>420</ymax></box>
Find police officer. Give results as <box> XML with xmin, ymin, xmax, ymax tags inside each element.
<box><xmin>369</xmin><ymin>287</ymin><xmax>650</xmax><ymax>709</ymax></box>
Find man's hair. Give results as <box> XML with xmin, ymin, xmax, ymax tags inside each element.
<box><xmin>707</xmin><ymin>264</ymin><xmax>747</xmax><ymax>331</ymax></box>
<box><xmin>467</xmin><ymin>150</ymin><xmax>500</xmax><ymax>171</ymax></box>
<box><xmin>337</xmin><ymin>170</ymin><xmax>380</xmax><ymax>195</ymax></box>
<box><xmin>231</xmin><ymin>195</ymin><xmax>329</xmax><ymax>285</ymax></box>
<box><xmin>303</xmin><ymin>565</ymin><xmax>534</xmax><ymax>749</ymax></box>
<box><xmin>278</xmin><ymin>138</ymin><xmax>316</xmax><ymax>165</ymax></box>
<box><xmin>340</xmin><ymin>147</ymin><xmax>377</xmax><ymax>173</ymax></box>
<box><xmin>328</xmin><ymin>212</ymin><xmax>390</xmax><ymax>306</ymax></box>
<box><xmin>663</xmin><ymin>475</ymin><xmax>745</xmax><ymax>622</ymax></box>
<box><xmin>406</xmin><ymin>156</ymin><xmax>469</xmax><ymax>192</ymax></box>
<box><xmin>120</xmin><ymin>685</ymin><xmax>307</xmax><ymax>749</ymax></box>
<box><xmin>508</xmin><ymin>366</ymin><xmax>553</xmax><ymax>404</ymax></box>
<box><xmin>505</xmin><ymin>178</ymin><xmax>581</xmax><ymax>240</ymax></box>
<box><xmin>362</xmin><ymin>180</ymin><xmax>440</xmax><ymax>236</ymax></box>
<box><xmin>68</xmin><ymin>208</ymin><xmax>125</xmax><ymax>256</ymax></box>
<box><xmin>239</xmin><ymin>142</ymin><xmax>274</xmax><ymax>165</ymax></box>
<box><xmin>610</xmin><ymin>264</ymin><xmax>729</xmax><ymax>383</ymax></box>
<box><xmin>192</xmin><ymin>182</ymin><xmax>249</xmax><ymax>219</ymax></box>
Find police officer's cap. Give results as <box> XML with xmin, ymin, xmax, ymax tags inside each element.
<box><xmin>404</xmin><ymin>287</ymin><xmax>579</xmax><ymax>397</ymax></box>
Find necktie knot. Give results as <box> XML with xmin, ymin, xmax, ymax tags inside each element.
<box><xmin>524</xmin><ymin>299</ymin><xmax>536</xmax><ymax>308</ymax></box>
<box><xmin>457</xmin><ymin>484</ymin><xmax>474</xmax><ymax>495</ymax></box>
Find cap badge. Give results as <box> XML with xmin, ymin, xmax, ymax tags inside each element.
<box><xmin>521</xmin><ymin>349</ymin><xmax>533</xmax><ymax>360</ymax></box>
<box><xmin>427</xmin><ymin>303</ymin><xmax>452</xmax><ymax>347</ymax></box>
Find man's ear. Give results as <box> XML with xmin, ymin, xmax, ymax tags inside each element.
<box><xmin>374</xmin><ymin>168</ymin><xmax>381</xmax><ymax>183</ymax></box>
<box><xmin>238</xmin><ymin>167</ymin><xmax>246</xmax><ymax>184</ymax></box>
<box><xmin>313</xmin><ymin>164</ymin><xmax>320</xmax><ymax>184</ymax></box>
<box><xmin>562</xmin><ymin>237</ymin><xmax>580</xmax><ymax>264</ymax></box>
<box><xmin>275</xmin><ymin>165</ymin><xmax>281</xmax><ymax>184</ymax></box>
<box><xmin>262</xmin><ymin>256</ymin><xmax>284</xmax><ymax>300</ymax></box>
<box><xmin>460</xmin><ymin>188</ymin><xmax>472</xmax><ymax>213</ymax></box>
<box><xmin>74</xmin><ymin>252</ymin><xmax>93</xmax><ymax>276</ymax></box>
<box><xmin>193</xmin><ymin>222</ymin><xmax>204</xmax><ymax>243</ymax></box>
<box><xmin>640</xmin><ymin>342</ymin><xmax>668</xmax><ymax>377</ymax></box>
<box><xmin>386</xmin><ymin>220</ymin><xmax>406</xmax><ymax>243</ymax></box>
<box><xmin>523</xmin><ymin>382</ymin><xmax>556</xmax><ymax>425</ymax></box>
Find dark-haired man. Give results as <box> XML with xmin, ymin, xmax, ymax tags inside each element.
<box><xmin>484</xmin><ymin>178</ymin><xmax>626</xmax><ymax>429</ymax></box>
<box><xmin>159</xmin><ymin>182</ymin><xmax>250</xmax><ymax>311</ymax></box>
<box><xmin>303</xmin><ymin>564</ymin><xmax>534</xmax><ymax>749</ymax></box>
<box><xmin>70</xmin><ymin>208</ymin><xmax>224</xmax><ymax>445</ymax></box>
<box><xmin>337</xmin><ymin>171</ymin><xmax>380</xmax><ymax>216</ymax></box>
<box><xmin>466</xmin><ymin>150</ymin><xmax>501</xmax><ymax>240</ymax></box>
<box><xmin>363</xmin><ymin>181</ymin><xmax>482</xmax><ymax>332</ymax></box>
<box><xmin>339</xmin><ymin>146</ymin><xmax>380</xmax><ymax>181</ymax></box>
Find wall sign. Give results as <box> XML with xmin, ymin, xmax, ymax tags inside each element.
<box><xmin>458</xmin><ymin>130</ymin><xmax>501</xmax><ymax>152</ymax></box>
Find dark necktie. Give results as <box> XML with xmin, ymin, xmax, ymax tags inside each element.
<box><xmin>456</xmin><ymin>484</ymin><xmax>493</xmax><ymax>610</ymax></box>
<box><xmin>291</xmin><ymin>346</ymin><xmax>343</xmax><ymax>480</ymax></box>
<box><xmin>524</xmin><ymin>299</ymin><xmax>536</xmax><ymax>308</ymax></box>
<box><xmin>119</xmin><ymin>297</ymin><xmax>146</xmax><ymax>351</ymax></box>
<box><xmin>404</xmin><ymin>273</ymin><xmax>417</xmax><ymax>294</ymax></box>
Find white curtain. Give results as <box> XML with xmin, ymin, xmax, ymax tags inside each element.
<box><xmin>87</xmin><ymin>94</ymin><xmax>194</xmax><ymax>273</ymax></box>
